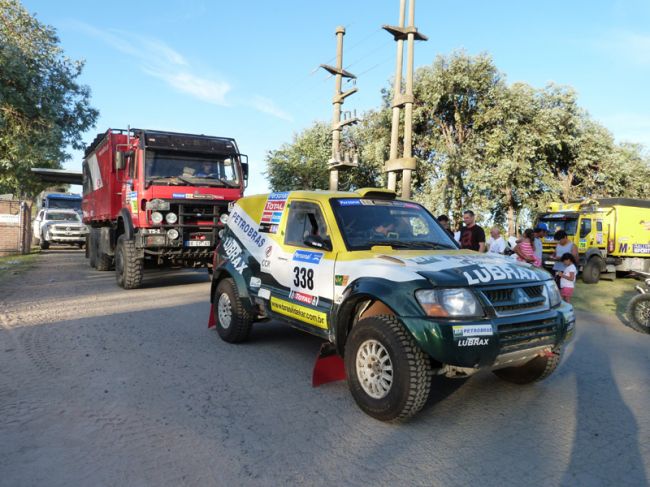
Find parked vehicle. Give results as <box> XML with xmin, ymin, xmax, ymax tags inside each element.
<box><xmin>626</xmin><ymin>272</ymin><xmax>650</xmax><ymax>334</ymax></box>
<box><xmin>82</xmin><ymin>128</ymin><xmax>248</xmax><ymax>289</ymax></box>
<box><xmin>38</xmin><ymin>192</ymin><xmax>82</xmax><ymax>214</ymax></box>
<box><xmin>32</xmin><ymin>209</ymin><xmax>88</xmax><ymax>249</ymax></box>
<box><xmin>209</xmin><ymin>188</ymin><xmax>576</xmax><ymax>421</ymax></box>
<box><xmin>539</xmin><ymin>198</ymin><xmax>650</xmax><ymax>283</ymax></box>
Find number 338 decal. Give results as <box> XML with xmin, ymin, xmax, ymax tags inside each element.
<box><xmin>293</xmin><ymin>266</ymin><xmax>314</xmax><ymax>290</ymax></box>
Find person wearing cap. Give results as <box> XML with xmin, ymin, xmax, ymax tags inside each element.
<box><xmin>533</xmin><ymin>223</ymin><xmax>548</xmax><ymax>265</ymax></box>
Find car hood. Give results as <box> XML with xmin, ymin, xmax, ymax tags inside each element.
<box><xmin>364</xmin><ymin>249</ymin><xmax>550</xmax><ymax>287</ymax></box>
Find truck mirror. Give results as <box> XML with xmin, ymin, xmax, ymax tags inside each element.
<box><xmin>241</xmin><ymin>162</ymin><xmax>249</xmax><ymax>183</ymax></box>
<box><xmin>115</xmin><ymin>152</ymin><xmax>125</xmax><ymax>171</ymax></box>
<box><xmin>304</xmin><ymin>234</ymin><xmax>332</xmax><ymax>252</ymax></box>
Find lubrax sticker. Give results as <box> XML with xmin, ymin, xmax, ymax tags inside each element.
<box><xmin>463</xmin><ymin>264</ymin><xmax>538</xmax><ymax>285</ymax></box>
<box><xmin>222</xmin><ymin>237</ymin><xmax>248</xmax><ymax>273</ymax></box>
<box><xmin>458</xmin><ymin>337</ymin><xmax>489</xmax><ymax>347</ymax></box>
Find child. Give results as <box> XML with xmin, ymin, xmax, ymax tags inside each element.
<box><xmin>557</xmin><ymin>253</ymin><xmax>577</xmax><ymax>302</ymax></box>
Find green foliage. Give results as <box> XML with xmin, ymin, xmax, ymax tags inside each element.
<box><xmin>0</xmin><ymin>0</ymin><xmax>98</xmax><ymax>198</ymax></box>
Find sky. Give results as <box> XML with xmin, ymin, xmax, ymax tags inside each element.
<box><xmin>21</xmin><ymin>0</ymin><xmax>650</xmax><ymax>195</ymax></box>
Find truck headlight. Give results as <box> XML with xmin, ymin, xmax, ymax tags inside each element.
<box><xmin>151</xmin><ymin>211</ymin><xmax>163</xmax><ymax>224</ymax></box>
<box><xmin>415</xmin><ymin>288</ymin><xmax>483</xmax><ymax>318</ymax></box>
<box><xmin>165</xmin><ymin>212</ymin><xmax>178</xmax><ymax>224</ymax></box>
<box><xmin>543</xmin><ymin>280</ymin><xmax>562</xmax><ymax>308</ymax></box>
<box><xmin>220</xmin><ymin>213</ymin><xmax>229</xmax><ymax>224</ymax></box>
<box><xmin>167</xmin><ymin>229</ymin><xmax>179</xmax><ymax>240</ymax></box>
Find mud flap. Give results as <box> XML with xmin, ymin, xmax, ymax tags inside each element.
<box><xmin>208</xmin><ymin>303</ymin><xmax>215</xmax><ymax>329</ymax></box>
<box><xmin>312</xmin><ymin>342</ymin><xmax>346</xmax><ymax>387</ymax></box>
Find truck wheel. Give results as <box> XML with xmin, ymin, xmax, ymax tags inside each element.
<box><xmin>85</xmin><ymin>236</ymin><xmax>90</xmax><ymax>258</ymax></box>
<box><xmin>582</xmin><ymin>257</ymin><xmax>601</xmax><ymax>284</ymax></box>
<box><xmin>89</xmin><ymin>231</ymin><xmax>97</xmax><ymax>268</ymax></box>
<box><xmin>115</xmin><ymin>235</ymin><xmax>143</xmax><ymax>289</ymax></box>
<box><xmin>344</xmin><ymin>315</ymin><xmax>431</xmax><ymax>422</ymax></box>
<box><xmin>493</xmin><ymin>350</ymin><xmax>562</xmax><ymax>384</ymax></box>
<box><xmin>626</xmin><ymin>294</ymin><xmax>650</xmax><ymax>334</ymax></box>
<box><xmin>214</xmin><ymin>278</ymin><xmax>252</xmax><ymax>343</ymax></box>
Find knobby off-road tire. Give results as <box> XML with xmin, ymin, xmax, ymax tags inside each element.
<box><xmin>89</xmin><ymin>231</ymin><xmax>97</xmax><ymax>268</ymax></box>
<box><xmin>581</xmin><ymin>257</ymin><xmax>601</xmax><ymax>284</ymax></box>
<box><xmin>344</xmin><ymin>314</ymin><xmax>432</xmax><ymax>422</ymax></box>
<box><xmin>115</xmin><ymin>235</ymin><xmax>143</xmax><ymax>289</ymax></box>
<box><xmin>214</xmin><ymin>278</ymin><xmax>252</xmax><ymax>343</ymax></box>
<box><xmin>493</xmin><ymin>349</ymin><xmax>562</xmax><ymax>384</ymax></box>
<box><xmin>94</xmin><ymin>231</ymin><xmax>113</xmax><ymax>271</ymax></box>
<box><xmin>626</xmin><ymin>294</ymin><xmax>650</xmax><ymax>334</ymax></box>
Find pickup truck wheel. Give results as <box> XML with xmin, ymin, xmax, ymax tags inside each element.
<box><xmin>493</xmin><ymin>350</ymin><xmax>562</xmax><ymax>384</ymax></box>
<box><xmin>39</xmin><ymin>238</ymin><xmax>49</xmax><ymax>250</ymax></box>
<box><xmin>115</xmin><ymin>235</ymin><xmax>143</xmax><ymax>289</ymax></box>
<box><xmin>214</xmin><ymin>278</ymin><xmax>252</xmax><ymax>343</ymax></box>
<box><xmin>344</xmin><ymin>315</ymin><xmax>431</xmax><ymax>422</ymax></box>
<box><xmin>626</xmin><ymin>294</ymin><xmax>650</xmax><ymax>334</ymax></box>
<box><xmin>582</xmin><ymin>257</ymin><xmax>601</xmax><ymax>284</ymax></box>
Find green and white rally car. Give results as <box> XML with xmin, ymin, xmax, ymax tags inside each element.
<box><xmin>209</xmin><ymin>188</ymin><xmax>575</xmax><ymax>421</ymax></box>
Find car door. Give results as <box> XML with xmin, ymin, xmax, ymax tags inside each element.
<box><xmin>33</xmin><ymin>210</ymin><xmax>44</xmax><ymax>239</ymax></box>
<box><xmin>578</xmin><ymin>217</ymin><xmax>593</xmax><ymax>252</ymax></box>
<box><xmin>267</xmin><ymin>199</ymin><xmax>336</xmax><ymax>334</ymax></box>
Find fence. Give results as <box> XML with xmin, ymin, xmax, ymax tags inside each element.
<box><xmin>0</xmin><ymin>200</ymin><xmax>32</xmax><ymax>256</ymax></box>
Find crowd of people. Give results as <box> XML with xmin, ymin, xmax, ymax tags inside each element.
<box><xmin>437</xmin><ymin>211</ymin><xmax>579</xmax><ymax>302</ymax></box>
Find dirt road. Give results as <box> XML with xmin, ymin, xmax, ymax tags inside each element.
<box><xmin>1</xmin><ymin>250</ymin><xmax>649</xmax><ymax>486</ymax></box>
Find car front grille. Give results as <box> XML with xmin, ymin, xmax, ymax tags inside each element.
<box><xmin>497</xmin><ymin>317</ymin><xmax>558</xmax><ymax>354</ymax></box>
<box><xmin>481</xmin><ymin>284</ymin><xmax>547</xmax><ymax>316</ymax></box>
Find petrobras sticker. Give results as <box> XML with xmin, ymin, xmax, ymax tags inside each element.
<box><xmin>452</xmin><ymin>325</ymin><xmax>493</xmax><ymax>338</ymax></box>
<box><xmin>338</xmin><ymin>199</ymin><xmax>361</xmax><ymax>206</ymax></box>
<box><xmin>222</xmin><ymin>236</ymin><xmax>248</xmax><ymax>273</ymax></box>
<box><xmin>458</xmin><ymin>337</ymin><xmax>489</xmax><ymax>347</ymax></box>
<box><xmin>289</xmin><ymin>290</ymin><xmax>319</xmax><ymax>307</ymax></box>
<box><xmin>293</xmin><ymin>250</ymin><xmax>323</xmax><ymax>265</ymax></box>
<box><xmin>229</xmin><ymin>209</ymin><xmax>267</xmax><ymax>248</ymax></box>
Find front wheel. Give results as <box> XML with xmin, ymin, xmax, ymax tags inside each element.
<box><xmin>214</xmin><ymin>278</ymin><xmax>252</xmax><ymax>343</ymax></box>
<box><xmin>493</xmin><ymin>349</ymin><xmax>562</xmax><ymax>384</ymax></box>
<box><xmin>115</xmin><ymin>235</ymin><xmax>143</xmax><ymax>289</ymax></box>
<box><xmin>582</xmin><ymin>257</ymin><xmax>601</xmax><ymax>284</ymax></box>
<box><xmin>626</xmin><ymin>293</ymin><xmax>650</xmax><ymax>334</ymax></box>
<box><xmin>344</xmin><ymin>315</ymin><xmax>431</xmax><ymax>422</ymax></box>
<box><xmin>40</xmin><ymin>238</ymin><xmax>50</xmax><ymax>250</ymax></box>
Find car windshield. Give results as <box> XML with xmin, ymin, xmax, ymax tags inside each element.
<box><xmin>46</xmin><ymin>212</ymin><xmax>80</xmax><ymax>222</ymax></box>
<box><xmin>145</xmin><ymin>150</ymin><xmax>240</xmax><ymax>186</ymax></box>
<box><xmin>331</xmin><ymin>198</ymin><xmax>458</xmax><ymax>251</ymax></box>
<box><xmin>539</xmin><ymin>218</ymin><xmax>578</xmax><ymax>238</ymax></box>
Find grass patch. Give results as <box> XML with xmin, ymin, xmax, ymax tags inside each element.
<box><xmin>0</xmin><ymin>252</ymin><xmax>40</xmax><ymax>281</ymax></box>
<box><xmin>572</xmin><ymin>277</ymin><xmax>639</xmax><ymax>320</ymax></box>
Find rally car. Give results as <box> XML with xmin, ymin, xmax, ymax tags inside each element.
<box><xmin>209</xmin><ymin>188</ymin><xmax>575</xmax><ymax>421</ymax></box>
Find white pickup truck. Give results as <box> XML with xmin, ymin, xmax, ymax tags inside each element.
<box><xmin>33</xmin><ymin>209</ymin><xmax>88</xmax><ymax>249</ymax></box>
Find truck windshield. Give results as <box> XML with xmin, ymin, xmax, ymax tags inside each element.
<box><xmin>331</xmin><ymin>198</ymin><xmax>458</xmax><ymax>251</ymax></box>
<box><xmin>47</xmin><ymin>199</ymin><xmax>81</xmax><ymax>211</ymax></box>
<box><xmin>539</xmin><ymin>218</ymin><xmax>578</xmax><ymax>237</ymax></box>
<box><xmin>46</xmin><ymin>212</ymin><xmax>81</xmax><ymax>222</ymax></box>
<box><xmin>145</xmin><ymin>151</ymin><xmax>240</xmax><ymax>186</ymax></box>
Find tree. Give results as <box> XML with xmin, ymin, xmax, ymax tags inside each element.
<box><xmin>0</xmin><ymin>0</ymin><xmax>98</xmax><ymax>198</ymax></box>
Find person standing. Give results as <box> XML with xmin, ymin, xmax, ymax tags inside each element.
<box><xmin>459</xmin><ymin>210</ymin><xmax>486</xmax><ymax>252</ymax></box>
<box><xmin>558</xmin><ymin>253</ymin><xmax>577</xmax><ymax>302</ymax></box>
<box><xmin>487</xmin><ymin>227</ymin><xmax>506</xmax><ymax>254</ymax></box>
<box><xmin>437</xmin><ymin>214</ymin><xmax>455</xmax><ymax>240</ymax></box>
<box><xmin>533</xmin><ymin>223</ymin><xmax>548</xmax><ymax>265</ymax></box>
<box><xmin>551</xmin><ymin>230</ymin><xmax>579</xmax><ymax>287</ymax></box>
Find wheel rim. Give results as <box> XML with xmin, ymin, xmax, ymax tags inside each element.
<box><xmin>217</xmin><ymin>293</ymin><xmax>232</xmax><ymax>329</ymax></box>
<box><xmin>356</xmin><ymin>339</ymin><xmax>393</xmax><ymax>399</ymax></box>
<box><xmin>633</xmin><ymin>299</ymin><xmax>650</xmax><ymax>328</ymax></box>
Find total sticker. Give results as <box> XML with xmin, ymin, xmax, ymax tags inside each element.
<box><xmin>452</xmin><ymin>325</ymin><xmax>493</xmax><ymax>338</ymax></box>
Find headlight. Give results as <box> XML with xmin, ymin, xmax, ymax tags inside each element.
<box><xmin>415</xmin><ymin>288</ymin><xmax>483</xmax><ymax>318</ymax></box>
<box><xmin>151</xmin><ymin>211</ymin><xmax>163</xmax><ymax>224</ymax></box>
<box><xmin>543</xmin><ymin>280</ymin><xmax>561</xmax><ymax>307</ymax></box>
<box><xmin>167</xmin><ymin>229</ymin><xmax>179</xmax><ymax>240</ymax></box>
<box><xmin>165</xmin><ymin>212</ymin><xmax>178</xmax><ymax>224</ymax></box>
<box><xmin>220</xmin><ymin>213</ymin><xmax>229</xmax><ymax>224</ymax></box>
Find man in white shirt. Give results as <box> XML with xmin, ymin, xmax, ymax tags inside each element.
<box><xmin>487</xmin><ymin>227</ymin><xmax>506</xmax><ymax>254</ymax></box>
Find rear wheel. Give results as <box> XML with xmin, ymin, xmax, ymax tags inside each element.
<box><xmin>89</xmin><ymin>231</ymin><xmax>97</xmax><ymax>268</ymax></box>
<box><xmin>626</xmin><ymin>294</ymin><xmax>650</xmax><ymax>334</ymax></box>
<box><xmin>115</xmin><ymin>235</ymin><xmax>143</xmax><ymax>289</ymax></box>
<box><xmin>493</xmin><ymin>349</ymin><xmax>562</xmax><ymax>384</ymax></box>
<box><xmin>582</xmin><ymin>257</ymin><xmax>601</xmax><ymax>284</ymax></box>
<box><xmin>344</xmin><ymin>315</ymin><xmax>431</xmax><ymax>421</ymax></box>
<box><xmin>214</xmin><ymin>278</ymin><xmax>252</xmax><ymax>343</ymax></box>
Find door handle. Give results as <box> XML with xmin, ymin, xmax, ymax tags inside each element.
<box><xmin>277</xmin><ymin>256</ymin><xmax>288</xmax><ymax>261</ymax></box>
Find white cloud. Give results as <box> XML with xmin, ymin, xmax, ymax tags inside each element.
<box><xmin>595</xmin><ymin>30</ymin><xmax>650</xmax><ymax>67</ymax></box>
<box><xmin>142</xmin><ymin>68</ymin><xmax>231</xmax><ymax>106</ymax></box>
<box><xmin>247</xmin><ymin>95</ymin><xmax>293</xmax><ymax>122</ymax></box>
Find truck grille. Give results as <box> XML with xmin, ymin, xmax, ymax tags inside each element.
<box><xmin>167</xmin><ymin>201</ymin><xmax>228</xmax><ymax>243</ymax></box>
<box><xmin>481</xmin><ymin>284</ymin><xmax>547</xmax><ymax>316</ymax></box>
<box><xmin>497</xmin><ymin>317</ymin><xmax>558</xmax><ymax>354</ymax></box>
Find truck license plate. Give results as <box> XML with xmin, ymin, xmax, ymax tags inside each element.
<box><xmin>185</xmin><ymin>240</ymin><xmax>211</xmax><ymax>247</ymax></box>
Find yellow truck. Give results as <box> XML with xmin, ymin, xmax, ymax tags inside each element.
<box><xmin>538</xmin><ymin>198</ymin><xmax>650</xmax><ymax>283</ymax></box>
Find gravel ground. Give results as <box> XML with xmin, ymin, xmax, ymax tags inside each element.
<box><xmin>1</xmin><ymin>249</ymin><xmax>649</xmax><ymax>487</ymax></box>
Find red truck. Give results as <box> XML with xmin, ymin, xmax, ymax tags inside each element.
<box><xmin>82</xmin><ymin>128</ymin><xmax>248</xmax><ymax>289</ymax></box>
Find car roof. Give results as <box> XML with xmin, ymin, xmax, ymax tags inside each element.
<box><xmin>243</xmin><ymin>187</ymin><xmax>400</xmax><ymax>204</ymax></box>
<box><xmin>45</xmin><ymin>209</ymin><xmax>79</xmax><ymax>214</ymax></box>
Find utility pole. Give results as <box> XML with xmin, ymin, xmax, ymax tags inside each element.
<box><xmin>383</xmin><ymin>0</ymin><xmax>427</xmax><ymax>199</ymax></box>
<box><xmin>321</xmin><ymin>26</ymin><xmax>359</xmax><ymax>191</ymax></box>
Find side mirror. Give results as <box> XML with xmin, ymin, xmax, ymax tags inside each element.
<box><xmin>304</xmin><ymin>234</ymin><xmax>332</xmax><ymax>252</ymax></box>
<box><xmin>115</xmin><ymin>151</ymin><xmax>125</xmax><ymax>171</ymax></box>
<box><xmin>241</xmin><ymin>162</ymin><xmax>249</xmax><ymax>187</ymax></box>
